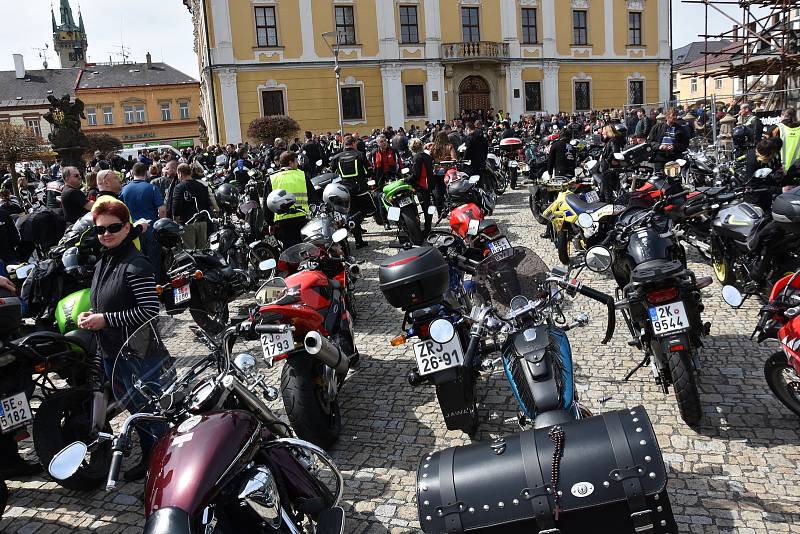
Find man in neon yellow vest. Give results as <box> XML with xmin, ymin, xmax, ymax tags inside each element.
<box><xmin>775</xmin><ymin>109</ymin><xmax>800</xmax><ymax>184</ymax></box>
<box><xmin>264</xmin><ymin>151</ymin><xmax>319</xmax><ymax>247</ymax></box>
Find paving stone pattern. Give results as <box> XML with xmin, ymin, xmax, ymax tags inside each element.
<box><xmin>3</xmin><ymin>189</ymin><xmax>800</xmax><ymax>533</ymax></box>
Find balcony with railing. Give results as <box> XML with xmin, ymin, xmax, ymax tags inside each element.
<box><xmin>441</xmin><ymin>41</ymin><xmax>510</xmax><ymax>61</ymax></box>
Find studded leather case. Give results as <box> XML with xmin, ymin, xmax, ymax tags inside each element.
<box><xmin>416</xmin><ymin>405</ymin><xmax>677</xmax><ymax>534</ymax></box>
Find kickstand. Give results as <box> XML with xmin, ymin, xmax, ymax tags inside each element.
<box><xmin>623</xmin><ymin>354</ymin><xmax>649</xmax><ymax>382</ymax></box>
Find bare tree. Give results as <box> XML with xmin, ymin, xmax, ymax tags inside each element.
<box><xmin>0</xmin><ymin>124</ymin><xmax>51</xmax><ymax>195</ymax></box>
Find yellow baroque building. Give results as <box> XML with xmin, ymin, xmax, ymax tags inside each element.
<box><xmin>184</xmin><ymin>0</ymin><xmax>672</xmax><ymax>145</ymax></box>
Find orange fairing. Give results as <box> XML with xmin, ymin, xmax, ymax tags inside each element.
<box><xmin>449</xmin><ymin>203</ymin><xmax>483</xmax><ymax>238</ymax></box>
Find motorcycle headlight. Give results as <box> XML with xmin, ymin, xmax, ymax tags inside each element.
<box><xmin>238</xmin><ymin>466</ymin><xmax>281</xmax><ymax>529</ymax></box>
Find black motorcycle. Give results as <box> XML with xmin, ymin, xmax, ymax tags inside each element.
<box><xmin>586</xmin><ymin>193</ymin><xmax>712</xmax><ymax>426</ymax></box>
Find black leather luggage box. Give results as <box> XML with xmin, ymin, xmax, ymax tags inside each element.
<box><xmin>417</xmin><ymin>406</ymin><xmax>677</xmax><ymax>534</ymax></box>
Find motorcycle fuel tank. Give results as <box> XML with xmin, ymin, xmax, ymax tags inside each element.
<box><xmin>712</xmin><ymin>202</ymin><xmax>763</xmax><ymax>242</ymax></box>
<box><xmin>145</xmin><ymin>410</ymin><xmax>262</xmax><ymax>519</ymax></box>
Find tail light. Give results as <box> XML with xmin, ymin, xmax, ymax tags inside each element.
<box><xmin>646</xmin><ymin>287</ymin><xmax>678</xmax><ymax>304</ymax></box>
<box><xmin>170</xmin><ymin>275</ymin><xmax>188</xmax><ymax>288</ymax></box>
<box><xmin>481</xmin><ymin>224</ymin><xmax>499</xmax><ymax>237</ymax></box>
<box><xmin>418</xmin><ymin>322</ymin><xmax>431</xmax><ymax>339</ymax></box>
<box><xmin>669</xmin><ymin>344</ymin><xmax>685</xmax><ymax>352</ymax></box>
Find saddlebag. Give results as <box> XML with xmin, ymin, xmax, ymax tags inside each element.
<box><xmin>416</xmin><ymin>406</ymin><xmax>676</xmax><ymax>534</ymax></box>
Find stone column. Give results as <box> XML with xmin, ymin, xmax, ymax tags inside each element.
<box><xmin>209</xmin><ymin>0</ymin><xmax>234</xmax><ymax>64</ymax></box>
<box><xmin>426</xmin><ymin>63</ymin><xmax>446</xmax><ymax>122</ymax></box>
<box><xmin>604</xmin><ymin>0</ymin><xmax>614</xmax><ymax>57</ymax></box>
<box><xmin>540</xmin><ymin>0</ymin><xmax>556</xmax><ymax>58</ymax></box>
<box><xmin>658</xmin><ymin>61</ymin><xmax>672</xmax><ymax>105</ymax></box>
<box><xmin>657</xmin><ymin>0</ymin><xmax>671</xmax><ymax>60</ymax></box>
<box><xmin>424</xmin><ymin>0</ymin><xmax>442</xmax><ymax>59</ymax></box>
<box><xmin>501</xmin><ymin>0</ymin><xmax>521</xmax><ymax>57</ymax></box>
<box><xmin>377</xmin><ymin>0</ymin><xmax>399</xmax><ymax>58</ymax></box>
<box><xmin>543</xmin><ymin>61</ymin><xmax>560</xmax><ymax>114</ymax></box>
<box><xmin>506</xmin><ymin>62</ymin><xmax>524</xmax><ymax>120</ymax></box>
<box><xmin>218</xmin><ymin>69</ymin><xmax>242</xmax><ymax>144</ymax></box>
<box><xmin>299</xmin><ymin>0</ymin><xmax>317</xmax><ymax>60</ymax></box>
<box><xmin>381</xmin><ymin>63</ymin><xmax>405</xmax><ymax>126</ymax></box>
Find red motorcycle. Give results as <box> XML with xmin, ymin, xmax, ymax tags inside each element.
<box><xmin>253</xmin><ymin>229</ymin><xmax>359</xmax><ymax>448</ymax></box>
<box><xmin>47</xmin><ymin>315</ymin><xmax>346</xmax><ymax>533</ymax></box>
<box><xmin>723</xmin><ymin>271</ymin><xmax>800</xmax><ymax>416</ymax></box>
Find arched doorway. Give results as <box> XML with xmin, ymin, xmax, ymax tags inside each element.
<box><xmin>458</xmin><ymin>75</ymin><xmax>491</xmax><ymax>113</ymax></box>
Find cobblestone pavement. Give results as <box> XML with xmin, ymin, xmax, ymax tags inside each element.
<box><xmin>3</xmin><ymin>188</ymin><xmax>800</xmax><ymax>534</ymax></box>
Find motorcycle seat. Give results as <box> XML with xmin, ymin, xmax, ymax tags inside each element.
<box><xmin>13</xmin><ymin>330</ymin><xmax>67</xmax><ymax>346</ymax></box>
<box><xmin>630</xmin><ymin>259</ymin><xmax>684</xmax><ymax>284</ymax></box>
<box><xmin>63</xmin><ymin>329</ymin><xmax>95</xmax><ymax>355</ymax></box>
<box><xmin>565</xmin><ymin>194</ymin><xmax>607</xmax><ymax>214</ymax></box>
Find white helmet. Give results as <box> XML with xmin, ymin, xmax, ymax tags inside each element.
<box><xmin>266</xmin><ymin>189</ymin><xmax>296</xmax><ymax>214</ymax></box>
<box><xmin>322</xmin><ymin>183</ymin><xmax>350</xmax><ymax>214</ymax></box>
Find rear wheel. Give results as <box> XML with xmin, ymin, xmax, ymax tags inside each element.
<box><xmin>667</xmin><ymin>349</ymin><xmax>703</xmax><ymax>426</ymax></box>
<box><xmin>510</xmin><ymin>168</ymin><xmax>518</xmax><ymax>189</ymax></box>
<box><xmin>764</xmin><ymin>352</ymin><xmax>800</xmax><ymax>417</ymax></box>
<box><xmin>281</xmin><ymin>355</ymin><xmax>341</xmax><ymax>449</ymax></box>
<box><xmin>494</xmin><ymin>171</ymin><xmax>508</xmax><ymax>195</ymax></box>
<box><xmin>400</xmin><ymin>206</ymin><xmax>424</xmax><ymax>245</ymax></box>
<box><xmin>33</xmin><ymin>389</ymin><xmax>113</xmax><ymax>491</ymax></box>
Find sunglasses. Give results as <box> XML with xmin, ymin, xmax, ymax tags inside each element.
<box><xmin>93</xmin><ymin>222</ymin><xmax>126</xmax><ymax>235</ymax></box>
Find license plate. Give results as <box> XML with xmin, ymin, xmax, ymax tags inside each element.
<box><xmin>583</xmin><ymin>191</ymin><xmax>600</xmax><ymax>203</ymax></box>
<box><xmin>487</xmin><ymin>237</ymin><xmax>512</xmax><ymax>255</ymax></box>
<box><xmin>174</xmin><ymin>284</ymin><xmax>191</xmax><ymax>304</ymax></box>
<box><xmin>0</xmin><ymin>392</ymin><xmax>32</xmax><ymax>433</ymax></box>
<box><xmin>648</xmin><ymin>301</ymin><xmax>690</xmax><ymax>336</ymax></box>
<box><xmin>260</xmin><ymin>332</ymin><xmax>294</xmax><ymax>364</ymax></box>
<box><xmin>414</xmin><ymin>336</ymin><xmax>465</xmax><ymax>376</ymax></box>
<box><xmin>398</xmin><ymin>196</ymin><xmax>413</xmax><ymax>207</ymax></box>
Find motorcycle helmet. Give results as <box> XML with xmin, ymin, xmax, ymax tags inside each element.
<box><xmin>447</xmin><ymin>179</ymin><xmax>478</xmax><ymax>205</ymax></box>
<box><xmin>322</xmin><ymin>183</ymin><xmax>351</xmax><ymax>214</ymax></box>
<box><xmin>153</xmin><ymin>218</ymin><xmax>185</xmax><ymax>248</ymax></box>
<box><xmin>266</xmin><ymin>189</ymin><xmax>297</xmax><ymax>215</ymax></box>
<box><xmin>731</xmin><ymin>125</ymin><xmax>752</xmax><ymax>151</ymax></box>
<box><xmin>612</xmin><ymin>123</ymin><xmax>628</xmax><ymax>137</ymax></box>
<box><xmin>215</xmin><ymin>183</ymin><xmax>238</xmax><ymax>214</ymax></box>
<box><xmin>61</xmin><ymin>247</ymin><xmax>81</xmax><ymax>274</ymax></box>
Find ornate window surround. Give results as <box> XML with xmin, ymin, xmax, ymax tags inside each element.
<box><xmin>256</xmin><ymin>79</ymin><xmax>288</xmax><ymax>117</ymax></box>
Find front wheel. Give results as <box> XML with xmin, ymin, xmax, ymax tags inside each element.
<box><xmin>494</xmin><ymin>171</ymin><xmax>508</xmax><ymax>195</ymax></box>
<box><xmin>33</xmin><ymin>389</ymin><xmax>113</xmax><ymax>491</ymax></box>
<box><xmin>510</xmin><ymin>168</ymin><xmax>518</xmax><ymax>189</ymax></box>
<box><xmin>764</xmin><ymin>352</ymin><xmax>800</xmax><ymax>417</ymax></box>
<box><xmin>667</xmin><ymin>349</ymin><xmax>703</xmax><ymax>425</ymax></box>
<box><xmin>400</xmin><ymin>205</ymin><xmax>424</xmax><ymax>245</ymax></box>
<box><xmin>557</xmin><ymin>229</ymin><xmax>572</xmax><ymax>265</ymax></box>
<box><xmin>710</xmin><ymin>239</ymin><xmax>734</xmax><ymax>285</ymax></box>
<box><xmin>281</xmin><ymin>354</ymin><xmax>341</xmax><ymax>448</ymax></box>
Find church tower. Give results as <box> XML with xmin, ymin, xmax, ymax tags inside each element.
<box><xmin>52</xmin><ymin>0</ymin><xmax>88</xmax><ymax>68</ymax></box>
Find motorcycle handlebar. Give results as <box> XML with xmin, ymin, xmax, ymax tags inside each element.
<box><xmin>557</xmin><ymin>280</ymin><xmax>616</xmax><ymax>344</ymax></box>
<box><xmin>464</xmin><ymin>335</ymin><xmax>481</xmax><ymax>366</ymax></box>
<box><xmin>106</xmin><ymin>450</ymin><xmax>124</xmax><ymax>490</ymax></box>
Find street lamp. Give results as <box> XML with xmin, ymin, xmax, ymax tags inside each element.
<box><xmin>322</xmin><ymin>31</ymin><xmax>345</xmax><ymax>139</ymax></box>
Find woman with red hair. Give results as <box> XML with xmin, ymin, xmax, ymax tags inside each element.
<box><xmin>77</xmin><ymin>200</ymin><xmax>165</xmax><ymax>481</ymax></box>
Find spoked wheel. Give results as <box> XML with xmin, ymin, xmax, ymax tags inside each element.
<box><xmin>34</xmin><ymin>389</ymin><xmax>113</xmax><ymax>491</ymax></box>
<box><xmin>765</xmin><ymin>352</ymin><xmax>800</xmax><ymax>417</ymax></box>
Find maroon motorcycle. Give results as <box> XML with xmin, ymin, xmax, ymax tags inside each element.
<box><xmin>47</xmin><ymin>314</ymin><xmax>345</xmax><ymax>534</ymax></box>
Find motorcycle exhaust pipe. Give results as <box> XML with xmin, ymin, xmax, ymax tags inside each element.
<box><xmin>304</xmin><ymin>332</ymin><xmax>350</xmax><ymax>376</ymax></box>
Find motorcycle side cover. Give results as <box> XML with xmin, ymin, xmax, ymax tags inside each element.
<box><xmin>417</xmin><ymin>406</ymin><xmax>676</xmax><ymax>534</ymax></box>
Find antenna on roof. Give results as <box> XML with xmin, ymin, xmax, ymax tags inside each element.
<box><xmin>32</xmin><ymin>43</ymin><xmax>51</xmax><ymax>69</ymax></box>
<box><xmin>110</xmin><ymin>43</ymin><xmax>131</xmax><ymax>64</ymax></box>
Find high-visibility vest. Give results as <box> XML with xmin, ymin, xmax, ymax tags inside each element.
<box><xmin>778</xmin><ymin>123</ymin><xmax>800</xmax><ymax>172</ymax></box>
<box><xmin>270</xmin><ymin>169</ymin><xmax>309</xmax><ymax>221</ymax></box>
<box><xmin>336</xmin><ymin>152</ymin><xmax>365</xmax><ymax>180</ymax></box>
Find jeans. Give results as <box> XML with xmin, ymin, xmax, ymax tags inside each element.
<box><xmin>182</xmin><ymin>221</ymin><xmax>208</xmax><ymax>250</ymax></box>
<box><xmin>103</xmin><ymin>355</ymin><xmax>171</xmax><ymax>450</ymax></box>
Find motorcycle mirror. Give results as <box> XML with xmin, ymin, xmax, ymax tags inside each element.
<box><xmin>754</xmin><ymin>168</ymin><xmax>772</xmax><ymax>179</ymax></box>
<box><xmin>258</xmin><ymin>258</ymin><xmax>277</xmax><ymax>271</ymax></box>
<box><xmin>584</xmin><ymin>246</ymin><xmax>613</xmax><ymax>273</ymax></box>
<box><xmin>469</xmin><ymin>175</ymin><xmax>481</xmax><ymax>184</ymax></box>
<box><xmin>577</xmin><ymin>212</ymin><xmax>594</xmax><ymax>229</ymax></box>
<box><xmin>255</xmin><ymin>277</ymin><xmax>288</xmax><ymax>306</ymax></box>
<box><xmin>332</xmin><ymin>228</ymin><xmax>348</xmax><ymax>243</ymax></box>
<box><xmin>429</xmin><ymin>319</ymin><xmax>455</xmax><ymax>344</ymax></box>
<box><xmin>401</xmin><ymin>167</ymin><xmax>410</xmax><ymax>175</ymax></box>
<box><xmin>427</xmin><ymin>205</ymin><xmax>438</xmax><ymax>217</ymax></box>
<box><xmin>49</xmin><ymin>441</ymin><xmax>88</xmax><ymax>480</ymax></box>
<box><xmin>721</xmin><ymin>285</ymin><xmax>745</xmax><ymax>308</ymax></box>
<box><xmin>387</xmin><ymin>207</ymin><xmax>401</xmax><ymax>222</ymax></box>
<box><xmin>316</xmin><ymin>159</ymin><xmax>323</xmax><ymax>167</ymax></box>
<box><xmin>467</xmin><ymin>219</ymin><xmax>480</xmax><ymax>236</ymax></box>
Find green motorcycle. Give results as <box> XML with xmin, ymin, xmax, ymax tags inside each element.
<box><xmin>381</xmin><ymin>173</ymin><xmax>424</xmax><ymax>246</ymax></box>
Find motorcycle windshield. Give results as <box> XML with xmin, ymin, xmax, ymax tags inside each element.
<box><xmin>475</xmin><ymin>246</ymin><xmax>549</xmax><ymax>314</ymax></box>
<box><xmin>279</xmin><ymin>242</ymin><xmax>322</xmax><ymax>265</ymax></box>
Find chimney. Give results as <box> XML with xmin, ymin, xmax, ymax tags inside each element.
<box><xmin>732</xmin><ymin>24</ymin><xmax>738</xmax><ymax>40</ymax></box>
<box><xmin>146</xmin><ymin>52</ymin><xmax>152</xmax><ymax>69</ymax></box>
<box><xmin>13</xmin><ymin>54</ymin><xmax>25</xmax><ymax>79</ymax></box>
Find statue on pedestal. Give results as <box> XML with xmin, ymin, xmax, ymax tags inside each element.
<box><xmin>43</xmin><ymin>94</ymin><xmax>88</xmax><ymax>170</ymax></box>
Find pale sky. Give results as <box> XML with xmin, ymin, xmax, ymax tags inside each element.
<box><xmin>0</xmin><ymin>0</ymin><xmax>754</xmax><ymax>77</ymax></box>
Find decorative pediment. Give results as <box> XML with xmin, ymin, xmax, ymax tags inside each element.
<box><xmin>520</xmin><ymin>0</ymin><xmax>539</xmax><ymax>6</ymax></box>
<box><xmin>343</xmin><ymin>76</ymin><xmax>357</xmax><ymax>85</ymax></box>
<box><xmin>571</xmin><ymin>0</ymin><xmax>589</xmax><ymax>9</ymax></box>
<box><xmin>627</xmin><ymin>0</ymin><xmax>644</xmax><ymax>10</ymax></box>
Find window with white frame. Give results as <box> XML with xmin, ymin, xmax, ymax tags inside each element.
<box><xmin>124</xmin><ymin>105</ymin><xmax>135</xmax><ymax>124</ymax></box>
<box><xmin>26</xmin><ymin>119</ymin><xmax>41</xmax><ymax>137</ymax></box>
<box><xmin>341</xmin><ymin>86</ymin><xmax>363</xmax><ymax>121</ymax></box>
<box><xmin>405</xmin><ymin>85</ymin><xmax>425</xmax><ymax>117</ymax></box>
<box><xmin>524</xmin><ymin>82</ymin><xmax>542</xmax><ymax>112</ymax></box>
<box><xmin>628</xmin><ymin>80</ymin><xmax>644</xmax><ymax>105</ymax></box>
<box><xmin>161</xmin><ymin>102</ymin><xmax>172</xmax><ymax>121</ymax></box>
<box><xmin>135</xmin><ymin>104</ymin><xmax>146</xmax><ymax>123</ymax></box>
<box><xmin>179</xmin><ymin>101</ymin><xmax>190</xmax><ymax>119</ymax></box>
<box><xmin>715</xmin><ymin>78</ymin><xmax>723</xmax><ymax>89</ymax></box>
<box><xmin>628</xmin><ymin>12</ymin><xmax>642</xmax><ymax>46</ymax></box>
<box><xmin>103</xmin><ymin>106</ymin><xmax>113</xmax><ymax>124</ymax></box>
<box><xmin>255</xmin><ymin>6</ymin><xmax>278</xmax><ymax>47</ymax></box>
<box><xmin>690</xmin><ymin>78</ymin><xmax>698</xmax><ymax>93</ymax></box>
<box><xmin>574</xmin><ymin>81</ymin><xmax>591</xmax><ymax>111</ymax></box>
<box><xmin>86</xmin><ymin>107</ymin><xmax>97</xmax><ymax>126</ymax></box>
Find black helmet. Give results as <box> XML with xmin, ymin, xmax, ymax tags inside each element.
<box><xmin>612</xmin><ymin>123</ymin><xmax>628</xmax><ymax>137</ymax></box>
<box><xmin>447</xmin><ymin>179</ymin><xmax>478</xmax><ymax>204</ymax></box>
<box><xmin>215</xmin><ymin>183</ymin><xmax>237</xmax><ymax>213</ymax></box>
<box><xmin>732</xmin><ymin>125</ymin><xmax>752</xmax><ymax>150</ymax></box>
<box><xmin>153</xmin><ymin>218</ymin><xmax>185</xmax><ymax>248</ymax></box>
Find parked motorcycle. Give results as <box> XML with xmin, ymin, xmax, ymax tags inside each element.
<box><xmin>381</xmin><ymin>170</ymin><xmax>424</xmax><ymax>246</ymax></box>
<box><xmin>48</xmin><ymin>314</ymin><xmax>346</xmax><ymax>533</ymax></box>
<box><xmin>252</xmin><ymin>228</ymin><xmax>358</xmax><ymax>448</ymax></box>
<box><xmin>722</xmin><ymin>271</ymin><xmax>800</xmax><ymax>417</ymax></box>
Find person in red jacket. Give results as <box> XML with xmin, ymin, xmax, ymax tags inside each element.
<box><xmin>371</xmin><ymin>135</ymin><xmax>402</xmax><ymax>187</ymax></box>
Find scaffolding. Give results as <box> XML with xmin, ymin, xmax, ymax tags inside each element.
<box><xmin>680</xmin><ymin>0</ymin><xmax>800</xmax><ymax>110</ymax></box>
